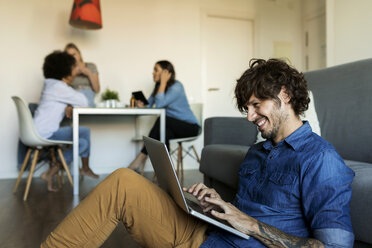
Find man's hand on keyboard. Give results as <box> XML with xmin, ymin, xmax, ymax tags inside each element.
<box><xmin>183</xmin><ymin>183</ymin><xmax>223</xmax><ymax>213</ymax></box>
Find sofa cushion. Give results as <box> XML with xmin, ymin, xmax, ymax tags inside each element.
<box><xmin>204</xmin><ymin>117</ymin><xmax>257</xmax><ymax>146</ymax></box>
<box><xmin>344</xmin><ymin>160</ymin><xmax>372</xmax><ymax>244</ymax></box>
<box><xmin>305</xmin><ymin>59</ymin><xmax>372</xmax><ymax>163</ymax></box>
<box><xmin>302</xmin><ymin>90</ymin><xmax>321</xmax><ymax>136</ymax></box>
<box><xmin>200</xmin><ymin>144</ymin><xmax>248</xmax><ymax>189</ymax></box>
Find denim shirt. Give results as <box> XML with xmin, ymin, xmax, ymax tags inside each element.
<box><xmin>201</xmin><ymin>122</ymin><xmax>355</xmax><ymax>248</ymax></box>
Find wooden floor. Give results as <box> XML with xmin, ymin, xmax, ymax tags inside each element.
<box><xmin>0</xmin><ymin>170</ymin><xmax>203</xmax><ymax>248</ymax></box>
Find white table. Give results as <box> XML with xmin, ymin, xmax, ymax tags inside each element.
<box><xmin>72</xmin><ymin>107</ymin><xmax>166</xmax><ymax>195</ymax></box>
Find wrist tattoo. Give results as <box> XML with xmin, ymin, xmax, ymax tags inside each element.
<box><xmin>256</xmin><ymin>222</ymin><xmax>325</xmax><ymax>248</ymax></box>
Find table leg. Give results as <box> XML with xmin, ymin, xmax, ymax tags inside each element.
<box><xmin>160</xmin><ymin>110</ymin><xmax>165</xmax><ymax>143</ymax></box>
<box><xmin>135</xmin><ymin>116</ymin><xmax>140</xmax><ymax>155</ymax></box>
<box><xmin>73</xmin><ymin>109</ymin><xmax>79</xmax><ymax>196</ymax></box>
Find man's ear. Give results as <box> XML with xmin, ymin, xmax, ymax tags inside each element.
<box><xmin>62</xmin><ymin>75</ymin><xmax>73</xmax><ymax>85</ymax></box>
<box><xmin>279</xmin><ymin>87</ymin><xmax>291</xmax><ymax>104</ymax></box>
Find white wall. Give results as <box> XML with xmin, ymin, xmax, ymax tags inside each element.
<box><xmin>256</xmin><ymin>0</ymin><xmax>303</xmax><ymax>70</ymax></box>
<box><xmin>302</xmin><ymin>0</ymin><xmax>326</xmax><ymax>71</ymax></box>
<box><xmin>326</xmin><ymin>0</ymin><xmax>372</xmax><ymax>66</ymax></box>
<box><xmin>0</xmin><ymin>0</ymin><xmax>303</xmax><ymax>178</ymax></box>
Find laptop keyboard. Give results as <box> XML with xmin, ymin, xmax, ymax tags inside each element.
<box><xmin>185</xmin><ymin>198</ymin><xmax>230</xmax><ymax>225</ymax></box>
<box><xmin>185</xmin><ymin>198</ymin><xmax>205</xmax><ymax>213</ymax></box>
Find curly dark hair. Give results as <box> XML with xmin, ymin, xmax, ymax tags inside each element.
<box><xmin>43</xmin><ymin>51</ymin><xmax>76</xmax><ymax>80</ymax></box>
<box><xmin>235</xmin><ymin>58</ymin><xmax>309</xmax><ymax>116</ymax></box>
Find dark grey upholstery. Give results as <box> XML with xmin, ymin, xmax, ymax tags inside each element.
<box><xmin>306</xmin><ymin>59</ymin><xmax>372</xmax><ymax>163</ymax></box>
<box><xmin>345</xmin><ymin>161</ymin><xmax>372</xmax><ymax>245</ymax></box>
<box><xmin>204</xmin><ymin>117</ymin><xmax>257</xmax><ymax>146</ymax></box>
<box><xmin>200</xmin><ymin>59</ymin><xmax>372</xmax><ymax>247</ymax></box>
<box><xmin>200</xmin><ymin>144</ymin><xmax>248</xmax><ymax>202</ymax></box>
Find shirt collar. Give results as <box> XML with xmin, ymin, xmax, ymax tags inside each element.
<box><xmin>45</xmin><ymin>78</ymin><xmax>64</xmax><ymax>85</ymax></box>
<box><xmin>262</xmin><ymin>121</ymin><xmax>312</xmax><ymax>151</ymax></box>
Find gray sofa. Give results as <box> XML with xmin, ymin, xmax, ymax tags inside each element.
<box><xmin>200</xmin><ymin>59</ymin><xmax>372</xmax><ymax>247</ymax></box>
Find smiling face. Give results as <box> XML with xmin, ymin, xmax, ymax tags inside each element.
<box><xmin>245</xmin><ymin>93</ymin><xmax>289</xmax><ymax>141</ymax></box>
<box><xmin>152</xmin><ymin>63</ymin><xmax>162</xmax><ymax>83</ymax></box>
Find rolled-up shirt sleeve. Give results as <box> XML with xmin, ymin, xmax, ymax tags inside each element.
<box><xmin>52</xmin><ymin>83</ymin><xmax>89</xmax><ymax>107</ymax></box>
<box><xmin>313</xmin><ymin>228</ymin><xmax>354</xmax><ymax>248</ymax></box>
<box><xmin>301</xmin><ymin>149</ymin><xmax>355</xmax><ymax>247</ymax></box>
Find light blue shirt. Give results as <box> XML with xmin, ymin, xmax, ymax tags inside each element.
<box><xmin>34</xmin><ymin>78</ymin><xmax>88</xmax><ymax>139</ymax></box>
<box><xmin>147</xmin><ymin>81</ymin><xmax>199</xmax><ymax>125</ymax></box>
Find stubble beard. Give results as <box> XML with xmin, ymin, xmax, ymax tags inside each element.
<box><xmin>261</xmin><ymin>107</ymin><xmax>288</xmax><ymax>141</ymax></box>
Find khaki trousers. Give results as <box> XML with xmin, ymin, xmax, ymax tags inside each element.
<box><xmin>41</xmin><ymin>168</ymin><xmax>208</xmax><ymax>248</ymax></box>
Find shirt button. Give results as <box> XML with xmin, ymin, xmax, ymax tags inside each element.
<box><xmin>269</xmin><ymin>155</ymin><xmax>273</xmax><ymax>159</ymax></box>
<box><xmin>259</xmin><ymin>179</ymin><xmax>263</xmax><ymax>184</ymax></box>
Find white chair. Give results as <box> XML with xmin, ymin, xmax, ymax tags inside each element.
<box><xmin>12</xmin><ymin>96</ymin><xmax>73</xmax><ymax>201</ymax></box>
<box><xmin>169</xmin><ymin>103</ymin><xmax>203</xmax><ymax>181</ymax></box>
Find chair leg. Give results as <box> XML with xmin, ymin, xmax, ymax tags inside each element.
<box><xmin>177</xmin><ymin>143</ymin><xmax>182</xmax><ymax>178</ymax></box>
<box><xmin>191</xmin><ymin>145</ymin><xmax>200</xmax><ymax>163</ymax></box>
<box><xmin>57</xmin><ymin>148</ymin><xmax>73</xmax><ymax>187</ymax></box>
<box><xmin>13</xmin><ymin>148</ymin><xmax>32</xmax><ymax>193</ymax></box>
<box><xmin>61</xmin><ymin>169</ymin><xmax>65</xmax><ymax>184</ymax></box>
<box><xmin>56</xmin><ymin>170</ymin><xmax>62</xmax><ymax>188</ymax></box>
<box><xmin>23</xmin><ymin>149</ymin><xmax>39</xmax><ymax>201</ymax></box>
<box><xmin>180</xmin><ymin>143</ymin><xmax>184</xmax><ymax>185</ymax></box>
<box><xmin>140</xmin><ymin>163</ymin><xmax>145</xmax><ymax>176</ymax></box>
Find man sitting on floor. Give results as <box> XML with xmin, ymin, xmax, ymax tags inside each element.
<box><xmin>41</xmin><ymin>58</ymin><xmax>354</xmax><ymax>247</ymax></box>
<box><xmin>34</xmin><ymin>51</ymin><xmax>99</xmax><ymax>192</ymax></box>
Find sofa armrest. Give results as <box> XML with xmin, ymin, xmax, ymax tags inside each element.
<box><xmin>204</xmin><ymin>117</ymin><xmax>258</xmax><ymax>146</ymax></box>
<box><xmin>344</xmin><ymin>161</ymin><xmax>372</xmax><ymax>245</ymax></box>
<box><xmin>200</xmin><ymin>144</ymin><xmax>248</xmax><ymax>202</ymax></box>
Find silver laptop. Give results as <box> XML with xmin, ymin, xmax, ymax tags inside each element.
<box><xmin>143</xmin><ymin>136</ymin><xmax>250</xmax><ymax>240</ymax></box>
